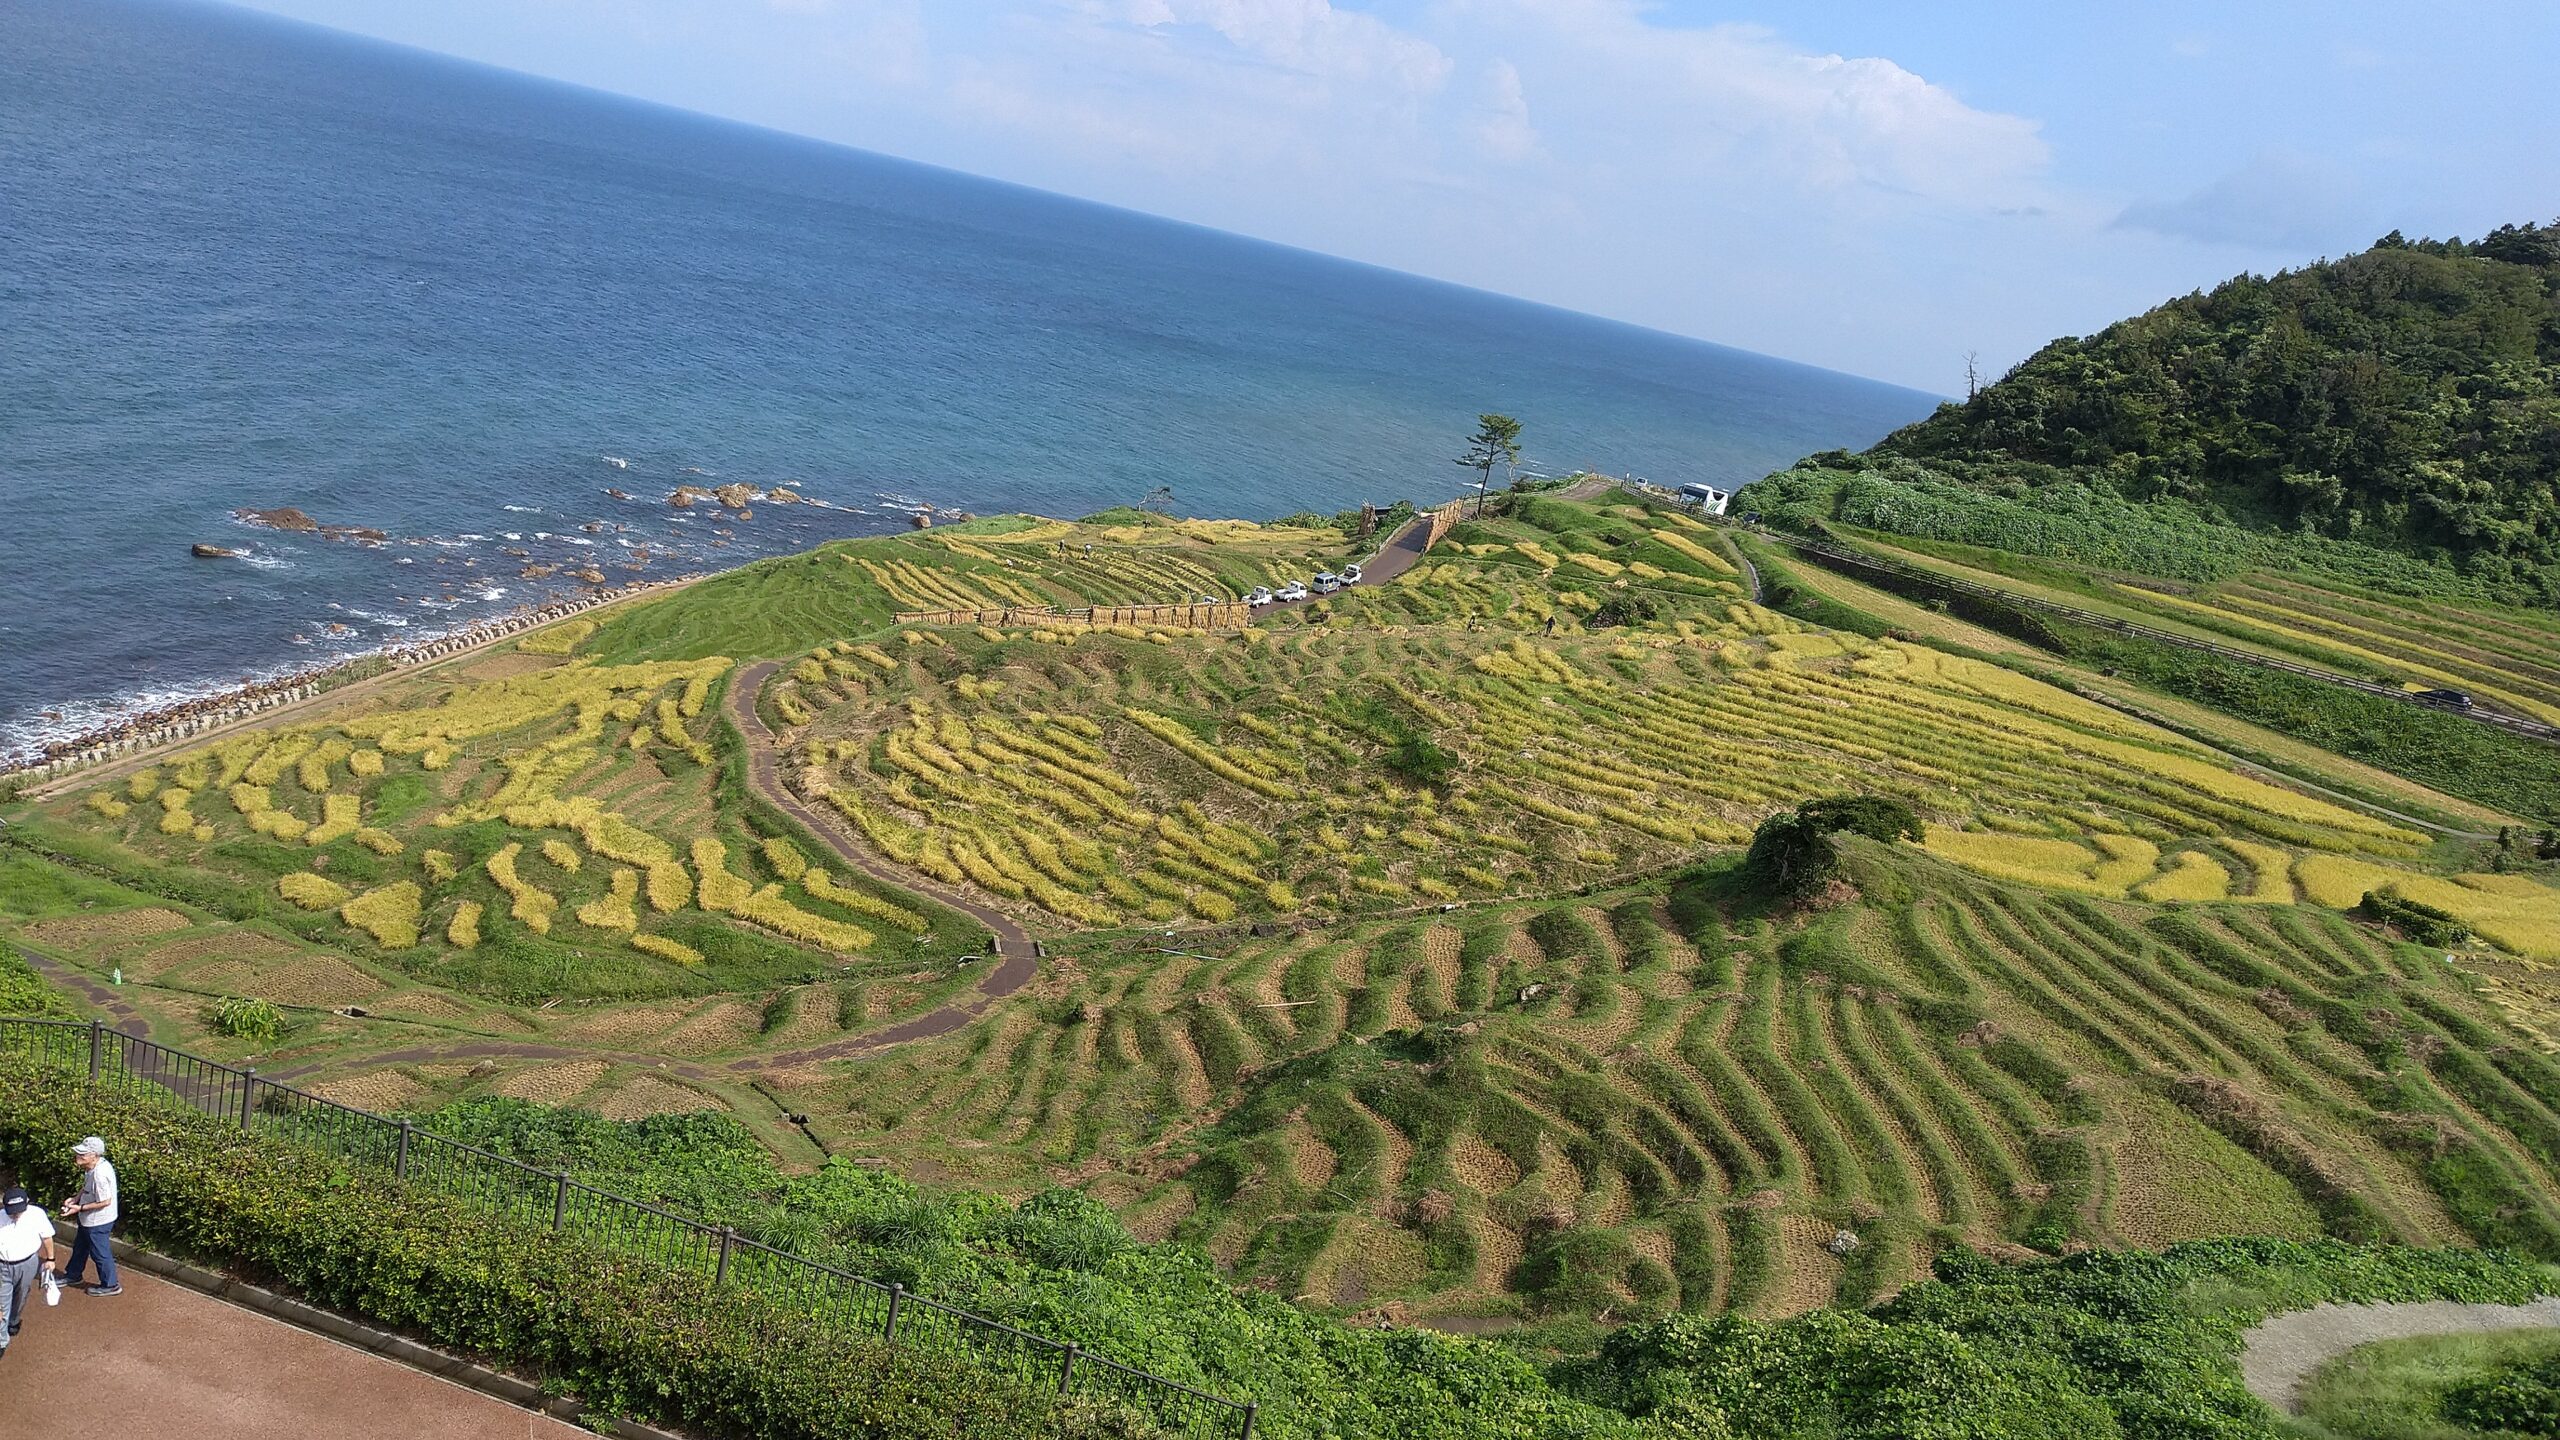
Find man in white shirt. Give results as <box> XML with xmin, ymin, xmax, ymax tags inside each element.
<box><xmin>0</xmin><ymin>1185</ymin><xmax>60</xmax><ymax>1360</ymax></box>
<box><xmin>60</xmin><ymin>1137</ymin><xmax>119</xmax><ymax>1297</ymax></box>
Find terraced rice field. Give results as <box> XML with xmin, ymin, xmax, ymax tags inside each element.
<box><xmin>1839</xmin><ymin>528</ymin><xmax>2560</xmax><ymax>734</ymax></box>
<box><xmin>14</xmin><ymin>490</ymin><xmax>2560</xmax><ymax>1335</ymax></box>
<box><xmin>792</xmin><ymin>855</ymin><xmax>2560</xmax><ymax>1327</ymax></box>
<box><xmin>849</xmin><ymin>520</ymin><xmax>1340</xmax><ymax>614</ymax></box>
<box><xmin>2123</xmin><ymin>574</ymin><xmax>2560</xmax><ymax>726</ymax></box>
<box><xmin>770</xmin><ymin>504</ymin><xmax>2552</xmax><ymax>953</ymax></box>
<box><xmin>25</xmin><ymin>642</ymin><xmax>977</xmax><ymax>1004</ymax></box>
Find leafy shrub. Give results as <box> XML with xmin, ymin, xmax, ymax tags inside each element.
<box><xmin>1588</xmin><ymin>590</ymin><xmax>1667</xmax><ymax>629</ymax></box>
<box><xmin>0</xmin><ymin>1062</ymin><xmax>1143</xmax><ymax>1440</ymax></box>
<box><xmin>1382</xmin><ymin>734</ymin><xmax>1457</xmax><ymax>790</ymax></box>
<box><xmin>0</xmin><ymin>949</ymin><xmax>76</xmax><ymax>1020</ymax></box>
<box><xmin>1742</xmin><ymin>795</ymin><xmax>1920</xmax><ymax>901</ymax></box>
<box><xmin>1797</xmin><ymin>796</ymin><xmax>1922</xmax><ymax>845</ymax></box>
<box><xmin>401</xmin><ymin>1095</ymin><xmax>1644</xmax><ymax>1439</ymax></box>
<box><xmin>2358</xmin><ymin>889</ymin><xmax>2470</xmax><ymax>948</ymax></box>
<box><xmin>208</xmin><ymin>995</ymin><xmax>285</xmax><ymax>1042</ymax></box>
<box><xmin>1567</xmin><ymin>1239</ymin><xmax>2560</xmax><ymax>1440</ymax></box>
<box><xmin>2445</xmin><ymin>1351</ymin><xmax>2560</xmax><ymax>1436</ymax></box>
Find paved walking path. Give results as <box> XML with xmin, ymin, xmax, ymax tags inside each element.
<box><xmin>2239</xmin><ymin>1297</ymin><xmax>2560</xmax><ymax>1413</ymax></box>
<box><xmin>0</xmin><ymin>1269</ymin><xmax>586</xmax><ymax>1439</ymax></box>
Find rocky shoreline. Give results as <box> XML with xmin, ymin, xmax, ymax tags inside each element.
<box><xmin>3</xmin><ymin>573</ymin><xmax>699</xmax><ymax>784</ymax></box>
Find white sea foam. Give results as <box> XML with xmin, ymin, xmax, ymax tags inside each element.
<box><xmin>503</xmin><ymin>503</ymin><xmax>543</xmax><ymax>512</ymax></box>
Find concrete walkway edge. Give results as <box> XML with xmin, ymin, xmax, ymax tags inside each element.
<box><xmin>116</xmin><ymin>1244</ymin><xmax>693</xmax><ymax>1440</ymax></box>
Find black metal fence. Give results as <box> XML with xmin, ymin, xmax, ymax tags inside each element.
<box><xmin>0</xmin><ymin>1014</ymin><xmax>1257</xmax><ymax>1439</ymax></box>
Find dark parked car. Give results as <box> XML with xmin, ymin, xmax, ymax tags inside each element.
<box><xmin>2414</xmin><ymin>688</ymin><xmax>2475</xmax><ymax>711</ymax></box>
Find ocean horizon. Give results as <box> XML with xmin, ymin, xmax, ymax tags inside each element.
<box><xmin>0</xmin><ymin>0</ymin><xmax>1937</xmax><ymax>764</ymax></box>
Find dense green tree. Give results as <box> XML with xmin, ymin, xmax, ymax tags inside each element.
<box><xmin>1742</xmin><ymin>795</ymin><xmax>1921</xmax><ymax>900</ymax></box>
<box><xmin>1865</xmin><ymin>221</ymin><xmax>2560</xmax><ymax>581</ymax></box>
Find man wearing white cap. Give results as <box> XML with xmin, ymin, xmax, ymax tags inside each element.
<box><xmin>0</xmin><ymin>1185</ymin><xmax>60</xmax><ymax>1359</ymax></box>
<box><xmin>60</xmin><ymin>1138</ymin><xmax>119</xmax><ymax>1297</ymax></box>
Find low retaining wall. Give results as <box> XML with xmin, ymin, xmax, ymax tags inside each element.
<box><xmin>7</xmin><ymin>577</ymin><xmax>696</xmax><ymax>785</ymax></box>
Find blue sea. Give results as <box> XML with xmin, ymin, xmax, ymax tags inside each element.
<box><xmin>0</xmin><ymin>0</ymin><xmax>1934</xmax><ymax>764</ymax></box>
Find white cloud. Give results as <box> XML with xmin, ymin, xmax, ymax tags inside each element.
<box><xmin>1474</xmin><ymin>58</ymin><xmax>1539</xmax><ymax>162</ymax></box>
<box><xmin>1107</xmin><ymin>0</ymin><xmax>1452</xmax><ymax>93</ymax></box>
<box><xmin>2114</xmin><ymin>150</ymin><xmax>2366</xmax><ymax>249</ymax></box>
<box><xmin>920</xmin><ymin>0</ymin><xmax>2053</xmax><ymax>224</ymax></box>
<box><xmin>882</xmin><ymin>0</ymin><xmax>2067</xmax><ymax>383</ymax></box>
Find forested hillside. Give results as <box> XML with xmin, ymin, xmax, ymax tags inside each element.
<box><xmin>1868</xmin><ymin>221</ymin><xmax>2560</xmax><ymax>591</ymax></box>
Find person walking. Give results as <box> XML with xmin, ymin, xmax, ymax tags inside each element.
<box><xmin>0</xmin><ymin>1186</ymin><xmax>60</xmax><ymax>1360</ymax></box>
<box><xmin>59</xmin><ymin>1137</ymin><xmax>118</xmax><ymax>1297</ymax></box>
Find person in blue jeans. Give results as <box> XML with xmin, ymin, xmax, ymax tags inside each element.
<box><xmin>60</xmin><ymin>1136</ymin><xmax>118</xmax><ymax>1297</ymax></box>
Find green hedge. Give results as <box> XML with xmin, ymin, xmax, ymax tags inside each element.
<box><xmin>0</xmin><ymin>1059</ymin><xmax>1148</xmax><ymax>1439</ymax></box>
<box><xmin>1565</xmin><ymin>1238</ymin><xmax>2560</xmax><ymax>1440</ymax></box>
<box><xmin>2446</xmin><ymin>1348</ymin><xmax>2560</xmax><ymax>1435</ymax></box>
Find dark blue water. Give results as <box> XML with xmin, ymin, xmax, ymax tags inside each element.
<box><xmin>0</xmin><ymin>0</ymin><xmax>1932</xmax><ymax>761</ymax></box>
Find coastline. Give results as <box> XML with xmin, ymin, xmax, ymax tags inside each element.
<box><xmin>4</xmin><ymin>480</ymin><xmax>1569</xmax><ymax>790</ymax></box>
<box><xmin>3</xmin><ymin>573</ymin><xmax>703</xmax><ymax>789</ymax></box>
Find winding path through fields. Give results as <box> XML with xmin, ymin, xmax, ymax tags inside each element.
<box><xmin>2240</xmin><ymin>1297</ymin><xmax>2560</xmax><ymax>1413</ymax></box>
<box><xmin>721</xmin><ymin>659</ymin><xmax>1040</xmax><ymax>1071</ymax></box>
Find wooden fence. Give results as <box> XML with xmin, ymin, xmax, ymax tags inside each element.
<box><xmin>894</xmin><ymin>601</ymin><xmax>1253</xmax><ymax>632</ymax></box>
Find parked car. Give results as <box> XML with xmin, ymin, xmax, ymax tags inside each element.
<box><xmin>2415</xmin><ymin>687</ymin><xmax>2475</xmax><ymax>711</ymax></box>
<box><xmin>1313</xmin><ymin>571</ymin><xmax>1342</xmax><ymax>594</ymax></box>
<box><xmin>1339</xmin><ymin>562</ymin><xmax>1363</xmax><ymax>584</ymax></box>
<box><xmin>1276</xmin><ymin>580</ymin><xmax>1310</xmax><ymax>603</ymax></box>
<box><xmin>1245</xmin><ymin>586</ymin><xmax>1274</xmax><ymax>607</ymax></box>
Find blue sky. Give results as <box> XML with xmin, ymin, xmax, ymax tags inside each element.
<box><xmin>224</xmin><ymin>0</ymin><xmax>2559</xmax><ymax>392</ymax></box>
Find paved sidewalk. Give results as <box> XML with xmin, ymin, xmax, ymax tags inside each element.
<box><xmin>0</xmin><ymin>1269</ymin><xmax>585</xmax><ymax>1438</ymax></box>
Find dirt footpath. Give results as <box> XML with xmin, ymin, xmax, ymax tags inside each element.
<box><xmin>2239</xmin><ymin>1296</ymin><xmax>2560</xmax><ymax>1412</ymax></box>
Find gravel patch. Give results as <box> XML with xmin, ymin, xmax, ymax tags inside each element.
<box><xmin>2240</xmin><ymin>1297</ymin><xmax>2560</xmax><ymax>1413</ymax></box>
